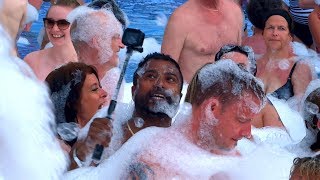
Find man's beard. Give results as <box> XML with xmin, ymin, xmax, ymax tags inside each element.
<box><xmin>135</xmin><ymin>88</ymin><xmax>181</xmax><ymax>118</ymax></box>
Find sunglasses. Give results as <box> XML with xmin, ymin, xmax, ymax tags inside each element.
<box><xmin>43</xmin><ymin>18</ymin><xmax>70</xmax><ymax>30</ymax></box>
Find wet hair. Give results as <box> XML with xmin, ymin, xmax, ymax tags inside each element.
<box><xmin>45</xmin><ymin>62</ymin><xmax>99</xmax><ymax>125</ymax></box>
<box><xmin>185</xmin><ymin>61</ymin><xmax>265</xmax><ymax>110</ymax></box>
<box><xmin>215</xmin><ymin>44</ymin><xmax>256</xmax><ymax>75</ymax></box>
<box><xmin>88</xmin><ymin>0</ymin><xmax>128</xmax><ymax>29</ymax></box>
<box><xmin>247</xmin><ymin>0</ymin><xmax>283</xmax><ymax>30</ymax></box>
<box><xmin>304</xmin><ymin>87</ymin><xmax>320</xmax><ymax>151</ymax></box>
<box><xmin>263</xmin><ymin>9</ymin><xmax>294</xmax><ymax>35</ymax></box>
<box><xmin>289</xmin><ymin>155</ymin><xmax>320</xmax><ymax>180</ymax></box>
<box><xmin>133</xmin><ymin>52</ymin><xmax>183</xmax><ymax>92</ymax></box>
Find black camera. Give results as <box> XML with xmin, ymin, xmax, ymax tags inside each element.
<box><xmin>122</xmin><ymin>28</ymin><xmax>145</xmax><ymax>48</ymax></box>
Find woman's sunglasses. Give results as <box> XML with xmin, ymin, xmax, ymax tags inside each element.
<box><xmin>43</xmin><ymin>18</ymin><xmax>70</xmax><ymax>30</ymax></box>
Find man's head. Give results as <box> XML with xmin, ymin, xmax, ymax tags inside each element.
<box><xmin>68</xmin><ymin>6</ymin><xmax>124</xmax><ymax>66</ymax></box>
<box><xmin>215</xmin><ymin>44</ymin><xmax>256</xmax><ymax>74</ymax></box>
<box><xmin>289</xmin><ymin>155</ymin><xmax>320</xmax><ymax>180</ymax></box>
<box><xmin>132</xmin><ymin>52</ymin><xmax>183</xmax><ymax>119</ymax></box>
<box><xmin>186</xmin><ymin>60</ymin><xmax>266</xmax><ymax>153</ymax></box>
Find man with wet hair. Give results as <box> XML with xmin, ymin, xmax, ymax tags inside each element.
<box><xmin>68</xmin><ymin>6</ymin><xmax>125</xmax><ymax>103</ymax></box>
<box><xmin>69</xmin><ymin>52</ymin><xmax>183</xmax><ymax>169</ymax></box>
<box><xmin>128</xmin><ymin>60</ymin><xmax>266</xmax><ymax>178</ymax></box>
<box><xmin>161</xmin><ymin>0</ymin><xmax>244</xmax><ymax>83</ymax></box>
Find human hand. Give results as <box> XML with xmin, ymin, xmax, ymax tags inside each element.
<box><xmin>75</xmin><ymin>118</ymin><xmax>112</xmax><ymax>161</ymax></box>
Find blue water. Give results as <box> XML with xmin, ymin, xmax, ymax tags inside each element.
<box><xmin>17</xmin><ymin>0</ymin><xmax>186</xmax><ymax>59</ymax></box>
<box><xmin>17</xmin><ymin>0</ymin><xmax>186</xmax><ymax>82</ymax></box>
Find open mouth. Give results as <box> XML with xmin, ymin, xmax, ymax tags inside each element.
<box><xmin>151</xmin><ymin>93</ymin><xmax>166</xmax><ymax>100</ymax></box>
<box><xmin>52</xmin><ymin>34</ymin><xmax>64</xmax><ymax>38</ymax></box>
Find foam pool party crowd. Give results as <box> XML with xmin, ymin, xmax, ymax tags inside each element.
<box><xmin>1</xmin><ymin>0</ymin><xmax>320</xmax><ymax>179</ymax></box>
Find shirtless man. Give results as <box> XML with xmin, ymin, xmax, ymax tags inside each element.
<box><xmin>69</xmin><ymin>52</ymin><xmax>183</xmax><ymax>170</ymax></box>
<box><xmin>129</xmin><ymin>60</ymin><xmax>266</xmax><ymax>178</ymax></box>
<box><xmin>69</xmin><ymin>6</ymin><xmax>124</xmax><ymax>103</ymax></box>
<box><xmin>0</xmin><ymin>0</ymin><xmax>27</xmax><ymax>55</ymax></box>
<box><xmin>161</xmin><ymin>0</ymin><xmax>243</xmax><ymax>82</ymax></box>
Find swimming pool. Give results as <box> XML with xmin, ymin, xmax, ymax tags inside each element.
<box><xmin>17</xmin><ymin>0</ymin><xmax>186</xmax><ymax>82</ymax></box>
<box><xmin>17</xmin><ymin>0</ymin><xmax>186</xmax><ymax>59</ymax></box>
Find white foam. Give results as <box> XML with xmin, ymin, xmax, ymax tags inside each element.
<box><xmin>0</xmin><ymin>25</ymin><xmax>67</xmax><ymax>179</ymax></box>
<box><xmin>17</xmin><ymin>37</ymin><xmax>29</xmax><ymax>45</ymax></box>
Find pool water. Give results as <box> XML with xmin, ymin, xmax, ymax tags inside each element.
<box><xmin>17</xmin><ymin>0</ymin><xmax>186</xmax><ymax>59</ymax></box>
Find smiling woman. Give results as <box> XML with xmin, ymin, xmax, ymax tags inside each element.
<box><xmin>23</xmin><ymin>0</ymin><xmax>80</xmax><ymax>81</ymax></box>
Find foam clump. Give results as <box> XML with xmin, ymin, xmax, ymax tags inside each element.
<box><xmin>0</xmin><ymin>25</ymin><xmax>67</xmax><ymax>179</ymax></box>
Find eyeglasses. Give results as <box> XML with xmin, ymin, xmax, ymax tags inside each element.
<box><xmin>43</xmin><ymin>18</ymin><xmax>70</xmax><ymax>30</ymax></box>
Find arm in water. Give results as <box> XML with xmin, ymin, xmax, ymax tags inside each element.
<box><xmin>69</xmin><ymin>118</ymin><xmax>112</xmax><ymax>170</ymax></box>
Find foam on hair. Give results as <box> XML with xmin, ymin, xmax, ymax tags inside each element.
<box><xmin>68</xmin><ymin>6</ymin><xmax>123</xmax><ymax>64</ymax></box>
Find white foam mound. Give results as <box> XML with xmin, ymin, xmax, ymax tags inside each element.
<box><xmin>268</xmin><ymin>95</ymin><xmax>306</xmax><ymax>143</ymax></box>
<box><xmin>0</xmin><ymin>25</ymin><xmax>67</xmax><ymax>179</ymax></box>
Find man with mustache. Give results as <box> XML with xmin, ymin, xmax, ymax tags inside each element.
<box><xmin>69</xmin><ymin>52</ymin><xmax>183</xmax><ymax>169</ymax></box>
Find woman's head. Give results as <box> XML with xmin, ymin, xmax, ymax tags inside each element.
<box><xmin>289</xmin><ymin>155</ymin><xmax>320</xmax><ymax>180</ymax></box>
<box><xmin>44</xmin><ymin>0</ymin><xmax>80</xmax><ymax>46</ymax></box>
<box><xmin>46</xmin><ymin>62</ymin><xmax>107</xmax><ymax>128</ymax></box>
<box><xmin>262</xmin><ymin>9</ymin><xmax>293</xmax><ymax>52</ymax></box>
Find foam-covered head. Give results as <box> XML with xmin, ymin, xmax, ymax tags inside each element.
<box><xmin>68</xmin><ymin>6</ymin><xmax>123</xmax><ymax>64</ymax></box>
<box><xmin>186</xmin><ymin>60</ymin><xmax>265</xmax><ymax>109</ymax></box>
<box><xmin>186</xmin><ymin>60</ymin><xmax>266</xmax><ymax>152</ymax></box>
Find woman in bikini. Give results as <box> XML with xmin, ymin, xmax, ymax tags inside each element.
<box><xmin>256</xmin><ymin>9</ymin><xmax>313</xmax><ymax>101</ymax></box>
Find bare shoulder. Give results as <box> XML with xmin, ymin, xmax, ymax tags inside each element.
<box><xmin>169</xmin><ymin>1</ymin><xmax>194</xmax><ymax>22</ymax></box>
<box><xmin>24</xmin><ymin>50</ymin><xmax>45</xmax><ymax>68</ymax></box>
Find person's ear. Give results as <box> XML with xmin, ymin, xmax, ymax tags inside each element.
<box><xmin>201</xmin><ymin>98</ymin><xmax>220</xmax><ymax>120</ymax></box>
<box><xmin>131</xmin><ymin>85</ymin><xmax>136</xmax><ymax>99</ymax></box>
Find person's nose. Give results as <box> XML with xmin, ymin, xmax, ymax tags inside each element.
<box><xmin>51</xmin><ymin>23</ymin><xmax>60</xmax><ymax>31</ymax></box>
<box><xmin>119</xmin><ymin>40</ymin><xmax>125</xmax><ymax>49</ymax></box>
<box><xmin>154</xmin><ymin>77</ymin><xmax>164</xmax><ymax>88</ymax></box>
<box><xmin>272</xmin><ymin>29</ymin><xmax>279</xmax><ymax>37</ymax></box>
<box><xmin>100</xmin><ymin>88</ymin><xmax>107</xmax><ymax>99</ymax></box>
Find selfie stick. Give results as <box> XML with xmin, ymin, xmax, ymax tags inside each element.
<box><xmin>91</xmin><ymin>29</ymin><xmax>144</xmax><ymax>164</ymax></box>
<box><xmin>106</xmin><ymin>45</ymin><xmax>143</xmax><ymax>119</ymax></box>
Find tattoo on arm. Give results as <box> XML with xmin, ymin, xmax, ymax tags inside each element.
<box><xmin>129</xmin><ymin>162</ymin><xmax>155</xmax><ymax>180</ymax></box>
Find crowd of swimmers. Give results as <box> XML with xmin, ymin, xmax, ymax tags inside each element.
<box><xmin>1</xmin><ymin>0</ymin><xmax>320</xmax><ymax>179</ymax></box>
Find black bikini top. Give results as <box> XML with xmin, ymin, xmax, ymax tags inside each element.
<box><xmin>271</xmin><ymin>63</ymin><xmax>297</xmax><ymax>100</ymax></box>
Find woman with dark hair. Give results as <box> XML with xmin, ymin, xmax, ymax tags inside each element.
<box><xmin>46</xmin><ymin>62</ymin><xmax>107</xmax><ymax>152</ymax></box>
<box><xmin>256</xmin><ymin>9</ymin><xmax>313</xmax><ymax>101</ymax></box>
<box><xmin>243</xmin><ymin>0</ymin><xmax>284</xmax><ymax>55</ymax></box>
